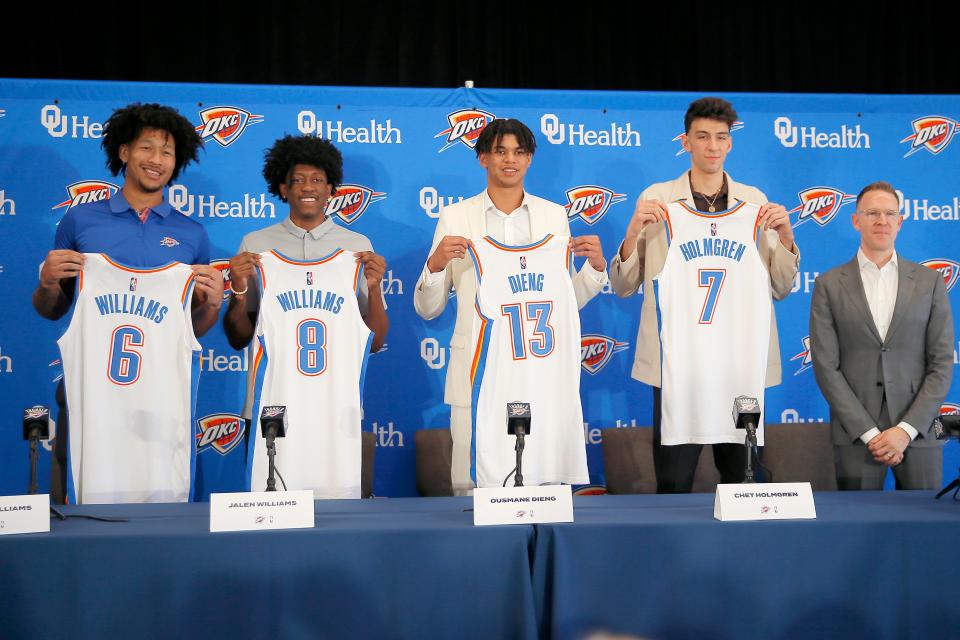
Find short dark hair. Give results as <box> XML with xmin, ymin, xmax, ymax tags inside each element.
<box><xmin>684</xmin><ymin>97</ymin><xmax>738</xmax><ymax>133</ymax></box>
<box><xmin>474</xmin><ymin>118</ymin><xmax>537</xmax><ymax>157</ymax></box>
<box><xmin>856</xmin><ymin>181</ymin><xmax>899</xmax><ymax>208</ymax></box>
<box><xmin>262</xmin><ymin>135</ymin><xmax>344</xmax><ymax>201</ymax></box>
<box><xmin>101</xmin><ymin>103</ymin><xmax>203</xmax><ymax>182</ymax></box>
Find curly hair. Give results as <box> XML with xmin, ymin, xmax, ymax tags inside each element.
<box><xmin>474</xmin><ymin>118</ymin><xmax>537</xmax><ymax>157</ymax></box>
<box><xmin>262</xmin><ymin>135</ymin><xmax>344</xmax><ymax>201</ymax></box>
<box><xmin>101</xmin><ymin>103</ymin><xmax>203</xmax><ymax>182</ymax></box>
<box><xmin>684</xmin><ymin>97</ymin><xmax>739</xmax><ymax>133</ymax></box>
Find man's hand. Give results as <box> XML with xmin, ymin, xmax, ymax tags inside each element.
<box><xmin>619</xmin><ymin>199</ymin><xmax>666</xmax><ymax>260</ymax></box>
<box><xmin>867</xmin><ymin>427</ymin><xmax>910</xmax><ymax>466</ymax></box>
<box><xmin>191</xmin><ymin>264</ymin><xmax>224</xmax><ymax>310</ymax></box>
<box><xmin>426</xmin><ymin>236</ymin><xmax>473</xmax><ymax>273</ymax></box>
<box><xmin>572</xmin><ymin>235</ymin><xmax>606</xmax><ymax>272</ymax></box>
<box><xmin>355</xmin><ymin>251</ymin><xmax>387</xmax><ymax>290</ymax></box>
<box><xmin>228</xmin><ymin>252</ymin><xmax>261</xmax><ymax>295</ymax></box>
<box><xmin>39</xmin><ymin>250</ymin><xmax>85</xmax><ymax>288</ymax></box>
<box><xmin>757</xmin><ymin>203</ymin><xmax>795</xmax><ymax>251</ymax></box>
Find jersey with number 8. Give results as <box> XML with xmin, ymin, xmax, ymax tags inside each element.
<box><xmin>249</xmin><ymin>250</ymin><xmax>372</xmax><ymax>499</ymax></box>
<box><xmin>58</xmin><ymin>253</ymin><xmax>200</xmax><ymax>504</ymax></box>
<box><xmin>655</xmin><ymin>201</ymin><xmax>772</xmax><ymax>445</ymax></box>
<box><xmin>468</xmin><ymin>234</ymin><xmax>588</xmax><ymax>488</ymax></box>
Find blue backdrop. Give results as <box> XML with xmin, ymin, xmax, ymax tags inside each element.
<box><xmin>1</xmin><ymin>79</ymin><xmax>958</xmax><ymax>497</ymax></box>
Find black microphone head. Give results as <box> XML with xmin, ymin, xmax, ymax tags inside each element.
<box><xmin>23</xmin><ymin>406</ymin><xmax>50</xmax><ymax>440</ymax></box>
<box><xmin>507</xmin><ymin>402</ymin><xmax>531</xmax><ymax>435</ymax></box>
<box><xmin>260</xmin><ymin>405</ymin><xmax>288</xmax><ymax>438</ymax></box>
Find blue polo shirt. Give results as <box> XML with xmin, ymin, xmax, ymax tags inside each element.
<box><xmin>54</xmin><ymin>189</ymin><xmax>210</xmax><ymax>267</ymax></box>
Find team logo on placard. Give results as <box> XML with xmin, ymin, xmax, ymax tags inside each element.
<box><xmin>789</xmin><ymin>187</ymin><xmax>856</xmax><ymax>228</ymax></box>
<box><xmin>210</xmin><ymin>259</ymin><xmax>233</xmax><ymax>299</ymax></box>
<box><xmin>195</xmin><ymin>106</ymin><xmax>264</xmax><ymax>148</ymax></box>
<box><xmin>580</xmin><ymin>334</ymin><xmax>629</xmax><ymax>374</ymax></box>
<box><xmin>672</xmin><ymin>121</ymin><xmax>744</xmax><ymax>156</ymax></box>
<box><xmin>921</xmin><ymin>259</ymin><xmax>960</xmax><ymax>292</ymax></box>
<box><xmin>324</xmin><ymin>184</ymin><xmax>386</xmax><ymax>224</ymax></box>
<box><xmin>51</xmin><ymin>180</ymin><xmax>119</xmax><ymax>211</ymax></box>
<box><xmin>901</xmin><ymin>116</ymin><xmax>960</xmax><ymax>157</ymax></box>
<box><xmin>790</xmin><ymin>335</ymin><xmax>813</xmax><ymax>375</ymax></box>
<box><xmin>195</xmin><ymin>413</ymin><xmax>245</xmax><ymax>455</ymax></box>
<box><xmin>563</xmin><ymin>186</ymin><xmax>626</xmax><ymax>225</ymax></box>
<box><xmin>435</xmin><ymin>109</ymin><xmax>496</xmax><ymax>152</ymax></box>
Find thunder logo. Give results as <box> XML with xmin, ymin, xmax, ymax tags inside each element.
<box><xmin>435</xmin><ymin>109</ymin><xmax>496</xmax><ymax>152</ymax></box>
<box><xmin>564</xmin><ymin>186</ymin><xmax>626</xmax><ymax>225</ymax></box>
<box><xmin>196</xmin><ymin>106</ymin><xmax>264</xmax><ymax>148</ymax></box>
<box><xmin>52</xmin><ymin>180</ymin><xmax>120</xmax><ymax>211</ymax></box>
<box><xmin>789</xmin><ymin>187</ymin><xmax>856</xmax><ymax>228</ymax></box>
<box><xmin>195</xmin><ymin>413</ymin><xmax>245</xmax><ymax>455</ymax></box>
<box><xmin>789</xmin><ymin>336</ymin><xmax>813</xmax><ymax>375</ymax></box>
<box><xmin>901</xmin><ymin>116</ymin><xmax>960</xmax><ymax>157</ymax></box>
<box><xmin>921</xmin><ymin>259</ymin><xmax>960</xmax><ymax>293</ymax></box>
<box><xmin>580</xmin><ymin>334</ymin><xmax>629</xmax><ymax>374</ymax></box>
<box><xmin>324</xmin><ymin>184</ymin><xmax>387</xmax><ymax>224</ymax></box>
<box><xmin>211</xmin><ymin>259</ymin><xmax>233</xmax><ymax>300</ymax></box>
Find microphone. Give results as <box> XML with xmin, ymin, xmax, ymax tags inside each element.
<box><xmin>732</xmin><ymin>396</ymin><xmax>762</xmax><ymax>484</ymax></box>
<box><xmin>506</xmin><ymin>402</ymin><xmax>531</xmax><ymax>487</ymax></box>
<box><xmin>259</xmin><ymin>406</ymin><xmax>288</xmax><ymax>491</ymax></box>
<box><xmin>23</xmin><ymin>406</ymin><xmax>51</xmax><ymax>495</ymax></box>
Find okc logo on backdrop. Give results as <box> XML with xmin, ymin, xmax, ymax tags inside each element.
<box><xmin>435</xmin><ymin>109</ymin><xmax>496</xmax><ymax>152</ymax></box>
<box><xmin>921</xmin><ymin>259</ymin><xmax>960</xmax><ymax>292</ymax></box>
<box><xmin>196</xmin><ymin>106</ymin><xmax>264</xmax><ymax>148</ymax></box>
<box><xmin>789</xmin><ymin>187</ymin><xmax>856</xmax><ymax>228</ymax></box>
<box><xmin>210</xmin><ymin>259</ymin><xmax>233</xmax><ymax>299</ymax></box>
<box><xmin>901</xmin><ymin>116</ymin><xmax>960</xmax><ymax>157</ymax></box>
<box><xmin>941</xmin><ymin>403</ymin><xmax>960</xmax><ymax>416</ymax></box>
<box><xmin>195</xmin><ymin>413</ymin><xmax>245</xmax><ymax>455</ymax></box>
<box><xmin>324</xmin><ymin>184</ymin><xmax>387</xmax><ymax>224</ymax></box>
<box><xmin>564</xmin><ymin>186</ymin><xmax>626</xmax><ymax>225</ymax></box>
<box><xmin>790</xmin><ymin>336</ymin><xmax>813</xmax><ymax>375</ymax></box>
<box><xmin>51</xmin><ymin>180</ymin><xmax>119</xmax><ymax>211</ymax></box>
<box><xmin>672</xmin><ymin>121</ymin><xmax>744</xmax><ymax>156</ymax></box>
<box><xmin>580</xmin><ymin>334</ymin><xmax>629</xmax><ymax>374</ymax></box>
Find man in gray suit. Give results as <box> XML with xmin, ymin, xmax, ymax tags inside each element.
<box><xmin>810</xmin><ymin>181</ymin><xmax>954</xmax><ymax>490</ymax></box>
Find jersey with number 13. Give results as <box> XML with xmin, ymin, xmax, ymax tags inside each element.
<box><xmin>58</xmin><ymin>253</ymin><xmax>200</xmax><ymax>504</ymax></box>
<box><xmin>656</xmin><ymin>200</ymin><xmax>771</xmax><ymax>446</ymax></box>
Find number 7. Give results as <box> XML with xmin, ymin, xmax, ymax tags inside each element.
<box><xmin>698</xmin><ymin>269</ymin><xmax>726</xmax><ymax>324</ymax></box>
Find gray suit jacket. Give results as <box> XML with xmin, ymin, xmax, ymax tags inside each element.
<box><xmin>810</xmin><ymin>255</ymin><xmax>954</xmax><ymax>446</ymax></box>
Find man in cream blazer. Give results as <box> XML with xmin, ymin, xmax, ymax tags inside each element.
<box><xmin>414</xmin><ymin>118</ymin><xmax>608</xmax><ymax>494</ymax></box>
<box><xmin>610</xmin><ymin>97</ymin><xmax>800</xmax><ymax>492</ymax></box>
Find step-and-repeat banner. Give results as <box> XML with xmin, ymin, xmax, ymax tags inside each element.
<box><xmin>1</xmin><ymin>79</ymin><xmax>958</xmax><ymax>497</ymax></box>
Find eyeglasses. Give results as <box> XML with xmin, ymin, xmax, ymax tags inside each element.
<box><xmin>857</xmin><ymin>209</ymin><xmax>901</xmax><ymax>221</ymax></box>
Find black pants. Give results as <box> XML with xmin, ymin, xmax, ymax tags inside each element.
<box><xmin>652</xmin><ymin>386</ymin><xmax>754</xmax><ymax>493</ymax></box>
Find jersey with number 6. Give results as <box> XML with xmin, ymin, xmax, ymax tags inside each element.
<box><xmin>468</xmin><ymin>234</ymin><xmax>588</xmax><ymax>488</ymax></box>
<box><xmin>656</xmin><ymin>201</ymin><xmax>771</xmax><ymax>445</ymax></box>
<box><xmin>249</xmin><ymin>250</ymin><xmax>372</xmax><ymax>499</ymax></box>
<box><xmin>58</xmin><ymin>253</ymin><xmax>200</xmax><ymax>504</ymax></box>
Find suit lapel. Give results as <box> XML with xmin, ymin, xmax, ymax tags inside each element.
<box><xmin>838</xmin><ymin>256</ymin><xmax>883</xmax><ymax>344</ymax></box>
<box><xmin>884</xmin><ymin>259</ymin><xmax>917</xmax><ymax>344</ymax></box>
<box><xmin>468</xmin><ymin>192</ymin><xmax>488</xmax><ymax>240</ymax></box>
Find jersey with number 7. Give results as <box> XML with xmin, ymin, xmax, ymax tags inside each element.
<box><xmin>655</xmin><ymin>201</ymin><xmax>771</xmax><ymax>446</ymax></box>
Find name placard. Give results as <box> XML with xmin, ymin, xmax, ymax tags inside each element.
<box><xmin>474</xmin><ymin>485</ymin><xmax>574</xmax><ymax>526</ymax></box>
<box><xmin>210</xmin><ymin>490</ymin><xmax>314</xmax><ymax>532</ymax></box>
<box><xmin>0</xmin><ymin>494</ymin><xmax>50</xmax><ymax>536</ymax></box>
<box><xmin>714</xmin><ymin>482</ymin><xmax>817</xmax><ymax>521</ymax></box>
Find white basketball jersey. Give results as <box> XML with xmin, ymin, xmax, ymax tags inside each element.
<box><xmin>58</xmin><ymin>253</ymin><xmax>200</xmax><ymax>504</ymax></box>
<box><xmin>468</xmin><ymin>235</ymin><xmax>588</xmax><ymax>488</ymax></box>
<box><xmin>250</xmin><ymin>250</ymin><xmax>372</xmax><ymax>499</ymax></box>
<box><xmin>656</xmin><ymin>201</ymin><xmax>771</xmax><ymax>445</ymax></box>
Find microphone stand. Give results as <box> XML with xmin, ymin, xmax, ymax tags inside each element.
<box><xmin>27</xmin><ymin>431</ymin><xmax>40</xmax><ymax>495</ymax></box>
<box><xmin>265</xmin><ymin>429</ymin><xmax>278</xmax><ymax>492</ymax></box>
<box><xmin>514</xmin><ymin>426</ymin><xmax>526</xmax><ymax>488</ymax></box>
<box><xmin>742</xmin><ymin>422</ymin><xmax>758</xmax><ymax>484</ymax></box>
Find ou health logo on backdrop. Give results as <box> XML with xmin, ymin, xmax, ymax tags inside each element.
<box><xmin>789</xmin><ymin>187</ymin><xmax>856</xmax><ymax>228</ymax></box>
<box><xmin>51</xmin><ymin>180</ymin><xmax>119</xmax><ymax>212</ymax></box>
<box><xmin>901</xmin><ymin>116</ymin><xmax>960</xmax><ymax>158</ymax></box>
<box><xmin>196</xmin><ymin>106</ymin><xmax>264</xmax><ymax>148</ymax></box>
<box><xmin>435</xmin><ymin>109</ymin><xmax>496</xmax><ymax>152</ymax></box>
<box><xmin>564</xmin><ymin>186</ymin><xmax>626</xmax><ymax>225</ymax></box>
